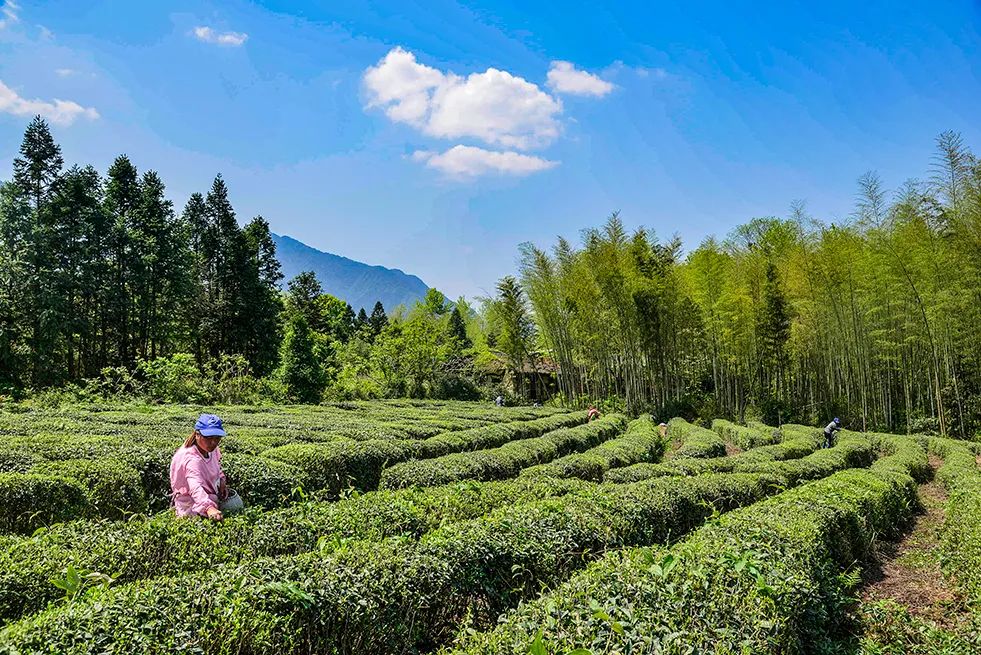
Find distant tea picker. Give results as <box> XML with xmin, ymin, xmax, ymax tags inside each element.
<box><xmin>170</xmin><ymin>413</ymin><xmax>243</xmax><ymax>521</ymax></box>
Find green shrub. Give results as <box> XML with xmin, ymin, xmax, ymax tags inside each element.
<box><xmin>667</xmin><ymin>417</ymin><xmax>727</xmax><ymax>458</ymax></box>
<box><xmin>521</xmin><ymin>415</ymin><xmax>666</xmax><ymax>481</ymax></box>
<box><xmin>380</xmin><ymin>415</ymin><xmax>628</xmax><ymax>489</ymax></box>
<box><xmin>220</xmin><ymin>455</ymin><xmax>305</xmax><ymax>508</ymax></box>
<box><xmin>605</xmin><ymin>428</ymin><xmax>825</xmax><ymax>483</ymax></box>
<box><xmin>0</xmin><ymin>451</ymin><xmax>40</xmax><ymax>474</ymax></box>
<box><xmin>0</xmin><ymin>476</ymin><xmax>591</xmax><ymax>624</ymax></box>
<box><xmin>0</xmin><ymin>432</ymin><xmax>888</xmax><ymax>653</ymax></box>
<box><xmin>416</xmin><ymin>411</ymin><xmax>588</xmax><ymax>458</ymax></box>
<box><xmin>0</xmin><ymin>470</ymin><xmax>795</xmax><ymax>653</ymax></box>
<box><xmin>261</xmin><ymin>440</ymin><xmax>414</xmax><ymax>497</ymax></box>
<box><xmin>258</xmin><ymin>412</ymin><xmax>586</xmax><ymax>497</ymax></box>
<box><xmin>0</xmin><ymin>473</ymin><xmax>91</xmax><ymax>534</ymax></box>
<box><xmin>136</xmin><ymin>354</ymin><xmax>209</xmax><ymax>404</ymax></box>
<box><xmin>929</xmin><ymin>437</ymin><xmax>981</xmax><ymax>609</ymax></box>
<box><xmin>451</xmin><ymin>441</ymin><xmax>924</xmax><ymax>654</ymax></box>
<box><xmin>712</xmin><ymin>418</ymin><xmax>780</xmax><ymax>449</ymax></box>
<box><xmin>29</xmin><ymin>459</ymin><xmax>147</xmax><ymax>519</ymax></box>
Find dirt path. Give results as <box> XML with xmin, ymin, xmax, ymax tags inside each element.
<box><xmin>859</xmin><ymin>455</ymin><xmax>969</xmax><ymax>630</ymax></box>
<box><xmin>724</xmin><ymin>441</ymin><xmax>743</xmax><ymax>456</ymax></box>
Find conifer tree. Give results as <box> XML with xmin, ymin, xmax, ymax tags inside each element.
<box><xmin>279</xmin><ymin>312</ymin><xmax>326</xmax><ymax>403</ymax></box>
<box><xmin>286</xmin><ymin>271</ymin><xmax>324</xmax><ymax>332</ymax></box>
<box><xmin>12</xmin><ymin>116</ymin><xmax>64</xmax><ymax>384</ymax></box>
<box><xmin>447</xmin><ymin>305</ymin><xmax>471</xmax><ymax>351</ymax></box>
<box><xmin>369</xmin><ymin>301</ymin><xmax>388</xmax><ymax>340</ymax></box>
<box><xmin>242</xmin><ymin>216</ymin><xmax>283</xmax><ymax>374</ymax></box>
<box><xmin>104</xmin><ymin>155</ymin><xmax>140</xmax><ymax>367</ymax></box>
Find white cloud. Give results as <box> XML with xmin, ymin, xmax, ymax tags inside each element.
<box><xmin>411</xmin><ymin>145</ymin><xmax>557</xmax><ymax>178</ymax></box>
<box><xmin>0</xmin><ymin>0</ymin><xmax>20</xmax><ymax>29</ymax></box>
<box><xmin>192</xmin><ymin>26</ymin><xmax>248</xmax><ymax>47</ymax></box>
<box><xmin>364</xmin><ymin>47</ymin><xmax>562</xmax><ymax>150</ymax></box>
<box><xmin>0</xmin><ymin>79</ymin><xmax>99</xmax><ymax>125</ymax></box>
<box><xmin>37</xmin><ymin>24</ymin><xmax>53</xmax><ymax>40</ymax></box>
<box><xmin>546</xmin><ymin>61</ymin><xmax>613</xmax><ymax>97</ymax></box>
<box><xmin>55</xmin><ymin>68</ymin><xmax>76</xmax><ymax>77</ymax></box>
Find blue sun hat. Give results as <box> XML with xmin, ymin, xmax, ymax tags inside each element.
<box><xmin>195</xmin><ymin>413</ymin><xmax>226</xmax><ymax>437</ymax></box>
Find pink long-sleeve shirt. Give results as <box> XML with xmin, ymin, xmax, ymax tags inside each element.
<box><xmin>170</xmin><ymin>444</ymin><xmax>226</xmax><ymax>517</ymax></box>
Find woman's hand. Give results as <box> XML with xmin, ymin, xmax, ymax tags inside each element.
<box><xmin>206</xmin><ymin>506</ymin><xmax>223</xmax><ymax>522</ymax></box>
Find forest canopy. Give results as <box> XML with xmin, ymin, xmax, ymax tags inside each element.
<box><xmin>2</xmin><ymin>117</ymin><xmax>980</xmax><ymax>437</ymax></box>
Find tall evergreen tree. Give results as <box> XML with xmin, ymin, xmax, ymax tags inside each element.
<box><xmin>242</xmin><ymin>216</ymin><xmax>284</xmax><ymax>375</ymax></box>
<box><xmin>279</xmin><ymin>312</ymin><xmax>326</xmax><ymax>404</ymax></box>
<box><xmin>447</xmin><ymin>305</ymin><xmax>472</xmax><ymax>351</ymax></box>
<box><xmin>103</xmin><ymin>155</ymin><xmax>140</xmax><ymax>367</ymax></box>
<box><xmin>493</xmin><ymin>276</ymin><xmax>535</xmax><ymax>397</ymax></box>
<box><xmin>0</xmin><ymin>182</ymin><xmax>31</xmax><ymax>385</ymax></box>
<box><xmin>181</xmin><ymin>192</ymin><xmax>210</xmax><ymax>364</ymax></box>
<box><xmin>203</xmin><ymin>175</ymin><xmax>250</xmax><ymax>358</ymax></box>
<box><xmin>52</xmin><ymin>165</ymin><xmax>104</xmax><ymax>378</ymax></box>
<box><xmin>369</xmin><ymin>301</ymin><xmax>388</xmax><ymax>340</ymax></box>
<box><xmin>12</xmin><ymin>116</ymin><xmax>64</xmax><ymax>385</ymax></box>
<box><xmin>286</xmin><ymin>271</ymin><xmax>324</xmax><ymax>332</ymax></box>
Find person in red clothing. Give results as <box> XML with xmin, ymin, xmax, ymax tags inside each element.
<box><xmin>587</xmin><ymin>406</ymin><xmax>601</xmax><ymax>422</ymax></box>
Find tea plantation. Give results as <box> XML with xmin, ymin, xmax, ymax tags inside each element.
<box><xmin>0</xmin><ymin>401</ymin><xmax>978</xmax><ymax>654</ymax></box>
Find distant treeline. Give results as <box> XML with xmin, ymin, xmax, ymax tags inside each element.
<box><xmin>520</xmin><ymin>132</ymin><xmax>981</xmax><ymax>437</ymax></box>
<box><xmin>0</xmin><ymin>117</ymin><xmax>503</xmax><ymax>404</ymax></box>
<box><xmin>0</xmin><ymin>117</ymin><xmax>285</xmax><ymax>387</ymax></box>
<box><xmin>3</xmin><ymin>117</ymin><xmax>980</xmax><ymax>437</ymax></box>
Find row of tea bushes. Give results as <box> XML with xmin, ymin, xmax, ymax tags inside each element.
<box><xmin>0</xmin><ymin>436</ymin><xmax>881</xmax><ymax>653</ymax></box>
<box><xmin>0</xmin><ymin>476</ymin><xmax>592</xmax><ymax>624</ymax></box>
<box><xmin>665</xmin><ymin>417</ymin><xmax>727</xmax><ymax>458</ymax></box>
<box><xmin>0</xmin><ymin>412</ymin><xmax>585</xmax><ymax>530</ymax></box>
<box><xmin>0</xmin><ymin>452</ymin><xmax>307</xmax><ymax>534</ymax></box>
<box><xmin>711</xmin><ymin>418</ymin><xmax>781</xmax><ymax>450</ymax></box>
<box><xmin>259</xmin><ymin>412</ymin><xmax>588</xmax><ymax>497</ymax></box>
<box><xmin>449</xmin><ymin>436</ymin><xmax>926</xmax><ymax>654</ymax></box>
<box><xmin>378</xmin><ymin>415</ymin><xmax>626</xmax><ymax>489</ymax></box>
<box><xmin>930</xmin><ymin>437</ymin><xmax>981</xmax><ymax>609</ymax></box>
<box><xmin>519</xmin><ymin>416</ymin><xmax>667</xmax><ymax>481</ymax></box>
<box><xmin>604</xmin><ymin>426</ymin><xmax>824</xmax><ymax>483</ymax></box>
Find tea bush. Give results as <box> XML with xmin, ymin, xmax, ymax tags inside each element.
<box><xmin>450</xmin><ymin>438</ymin><xmax>925</xmax><ymax>654</ymax></box>
<box><xmin>666</xmin><ymin>417</ymin><xmax>727</xmax><ymax>458</ymax></box>
<box><xmin>379</xmin><ymin>414</ymin><xmax>627</xmax><ymax>489</ymax></box>
<box><xmin>520</xmin><ymin>416</ymin><xmax>667</xmax><ymax>481</ymax></box>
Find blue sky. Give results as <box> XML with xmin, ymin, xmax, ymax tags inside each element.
<box><xmin>1</xmin><ymin>1</ymin><xmax>979</xmax><ymax>299</ymax></box>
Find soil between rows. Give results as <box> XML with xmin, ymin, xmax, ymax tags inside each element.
<box><xmin>858</xmin><ymin>455</ymin><xmax>970</xmax><ymax>632</ymax></box>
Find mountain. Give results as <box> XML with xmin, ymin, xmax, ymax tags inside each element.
<box><xmin>272</xmin><ymin>233</ymin><xmax>430</xmax><ymax>312</ymax></box>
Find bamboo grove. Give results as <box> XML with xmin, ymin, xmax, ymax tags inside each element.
<box><xmin>520</xmin><ymin>132</ymin><xmax>981</xmax><ymax>437</ymax></box>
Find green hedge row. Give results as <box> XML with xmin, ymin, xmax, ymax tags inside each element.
<box><xmin>519</xmin><ymin>416</ymin><xmax>666</xmax><ymax>481</ymax></box>
<box><xmin>0</xmin><ymin>451</ymin><xmax>312</xmax><ymax>535</ymax></box>
<box><xmin>29</xmin><ymin>459</ymin><xmax>147</xmax><ymax>520</ymax></box>
<box><xmin>0</xmin><ymin>473</ymin><xmax>91</xmax><ymax>534</ymax></box>
<box><xmin>667</xmin><ymin>417</ymin><xmax>727</xmax><ymax>458</ymax></box>
<box><xmin>450</xmin><ymin>436</ymin><xmax>926</xmax><ymax>654</ymax></box>
<box><xmin>712</xmin><ymin>418</ymin><xmax>781</xmax><ymax>450</ymax></box>
<box><xmin>0</xmin><ymin>476</ymin><xmax>591</xmax><ymax>624</ymax></box>
<box><xmin>604</xmin><ymin>427</ymin><xmax>825</xmax><ymax>483</ymax></box>
<box><xmin>929</xmin><ymin>437</ymin><xmax>981</xmax><ymax>609</ymax></box>
<box><xmin>379</xmin><ymin>414</ymin><xmax>627</xmax><ymax>489</ymax></box>
<box><xmin>259</xmin><ymin>412</ymin><xmax>588</xmax><ymax>498</ymax></box>
<box><xmin>0</xmin><ymin>437</ymin><xmax>877</xmax><ymax>653</ymax></box>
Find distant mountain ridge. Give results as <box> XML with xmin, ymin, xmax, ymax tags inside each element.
<box><xmin>272</xmin><ymin>233</ymin><xmax>429</xmax><ymax>312</ymax></box>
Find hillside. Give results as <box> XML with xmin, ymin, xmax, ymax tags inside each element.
<box><xmin>272</xmin><ymin>233</ymin><xmax>429</xmax><ymax>312</ymax></box>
